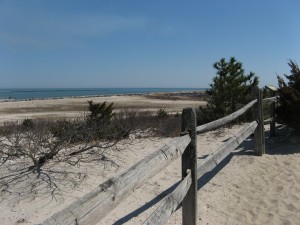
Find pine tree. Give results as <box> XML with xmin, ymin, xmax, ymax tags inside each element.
<box><xmin>276</xmin><ymin>60</ymin><xmax>300</xmax><ymax>133</ymax></box>
<box><xmin>197</xmin><ymin>57</ymin><xmax>259</xmax><ymax>125</ymax></box>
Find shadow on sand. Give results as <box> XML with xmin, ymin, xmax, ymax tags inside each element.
<box><xmin>113</xmin><ymin>126</ymin><xmax>299</xmax><ymax>224</ymax></box>
<box><xmin>265</xmin><ymin>125</ymin><xmax>300</xmax><ymax>155</ymax></box>
<box><xmin>113</xmin><ymin>139</ymin><xmax>255</xmax><ymax>225</ymax></box>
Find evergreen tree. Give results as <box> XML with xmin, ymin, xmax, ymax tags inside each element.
<box><xmin>276</xmin><ymin>60</ymin><xmax>300</xmax><ymax>133</ymax></box>
<box><xmin>197</xmin><ymin>57</ymin><xmax>259</xmax><ymax>125</ymax></box>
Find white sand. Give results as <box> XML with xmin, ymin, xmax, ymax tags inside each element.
<box><xmin>100</xmin><ymin>126</ymin><xmax>300</xmax><ymax>225</ymax></box>
<box><xmin>0</xmin><ymin>96</ymin><xmax>299</xmax><ymax>225</ymax></box>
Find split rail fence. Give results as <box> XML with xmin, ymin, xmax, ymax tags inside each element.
<box><xmin>40</xmin><ymin>86</ymin><xmax>277</xmax><ymax>225</ymax></box>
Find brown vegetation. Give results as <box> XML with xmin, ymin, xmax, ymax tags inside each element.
<box><xmin>0</xmin><ymin>101</ymin><xmax>181</xmax><ymax>201</ymax></box>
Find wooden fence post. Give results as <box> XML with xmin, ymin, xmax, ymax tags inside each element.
<box><xmin>270</xmin><ymin>91</ymin><xmax>276</xmax><ymax>137</ymax></box>
<box><xmin>181</xmin><ymin>108</ymin><xmax>197</xmax><ymax>225</ymax></box>
<box><xmin>252</xmin><ymin>86</ymin><xmax>265</xmax><ymax>155</ymax></box>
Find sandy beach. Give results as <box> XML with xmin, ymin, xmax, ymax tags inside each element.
<box><xmin>0</xmin><ymin>93</ymin><xmax>206</xmax><ymax>124</ymax></box>
<box><xmin>0</xmin><ymin>94</ymin><xmax>299</xmax><ymax>225</ymax></box>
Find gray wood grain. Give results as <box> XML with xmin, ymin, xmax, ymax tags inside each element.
<box><xmin>181</xmin><ymin>108</ymin><xmax>197</xmax><ymax>225</ymax></box>
<box><xmin>196</xmin><ymin>99</ymin><xmax>257</xmax><ymax>134</ymax></box>
<box><xmin>40</xmin><ymin>135</ymin><xmax>191</xmax><ymax>225</ymax></box>
<box><xmin>143</xmin><ymin>170</ymin><xmax>192</xmax><ymax>225</ymax></box>
<box><xmin>252</xmin><ymin>86</ymin><xmax>265</xmax><ymax>156</ymax></box>
<box><xmin>197</xmin><ymin>121</ymin><xmax>258</xmax><ymax>179</ymax></box>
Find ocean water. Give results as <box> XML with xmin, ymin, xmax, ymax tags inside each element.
<box><xmin>0</xmin><ymin>88</ymin><xmax>206</xmax><ymax>101</ymax></box>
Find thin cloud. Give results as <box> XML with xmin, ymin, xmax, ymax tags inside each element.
<box><xmin>50</xmin><ymin>14</ymin><xmax>149</xmax><ymax>37</ymax></box>
<box><xmin>0</xmin><ymin>10</ymin><xmax>149</xmax><ymax>48</ymax></box>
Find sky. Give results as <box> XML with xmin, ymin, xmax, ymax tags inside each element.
<box><xmin>0</xmin><ymin>0</ymin><xmax>299</xmax><ymax>88</ymax></box>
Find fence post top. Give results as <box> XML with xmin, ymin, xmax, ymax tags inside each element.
<box><xmin>182</xmin><ymin>107</ymin><xmax>195</xmax><ymax>113</ymax></box>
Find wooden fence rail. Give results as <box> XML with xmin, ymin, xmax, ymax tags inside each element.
<box><xmin>197</xmin><ymin>121</ymin><xmax>257</xmax><ymax>179</ymax></box>
<box><xmin>40</xmin><ymin>86</ymin><xmax>277</xmax><ymax>225</ymax></box>
<box><xmin>143</xmin><ymin>170</ymin><xmax>192</xmax><ymax>225</ymax></box>
<box><xmin>196</xmin><ymin>99</ymin><xmax>257</xmax><ymax>134</ymax></box>
<box><xmin>143</xmin><ymin>121</ymin><xmax>257</xmax><ymax>225</ymax></box>
<box><xmin>41</xmin><ymin>135</ymin><xmax>191</xmax><ymax>225</ymax></box>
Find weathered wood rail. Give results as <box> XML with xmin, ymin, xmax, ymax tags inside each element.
<box><xmin>40</xmin><ymin>86</ymin><xmax>278</xmax><ymax>225</ymax></box>
<box><xmin>41</xmin><ymin>135</ymin><xmax>191</xmax><ymax>225</ymax></box>
<box><xmin>196</xmin><ymin>99</ymin><xmax>257</xmax><ymax>134</ymax></box>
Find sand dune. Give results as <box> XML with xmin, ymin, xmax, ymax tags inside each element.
<box><xmin>0</xmin><ymin>96</ymin><xmax>299</xmax><ymax>225</ymax></box>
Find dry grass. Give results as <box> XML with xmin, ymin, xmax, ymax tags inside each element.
<box><xmin>144</xmin><ymin>91</ymin><xmax>207</xmax><ymax>101</ymax></box>
<box><xmin>0</xmin><ymin>94</ymin><xmax>207</xmax><ymax>123</ymax></box>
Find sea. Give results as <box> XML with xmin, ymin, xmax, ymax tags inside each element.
<box><xmin>0</xmin><ymin>88</ymin><xmax>207</xmax><ymax>101</ymax></box>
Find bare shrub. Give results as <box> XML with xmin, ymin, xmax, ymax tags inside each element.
<box><xmin>0</xmin><ymin>103</ymin><xmax>181</xmax><ymax>201</ymax></box>
<box><xmin>0</xmin><ymin>117</ymin><xmax>128</xmax><ymax>202</ymax></box>
<box><xmin>119</xmin><ymin>110</ymin><xmax>180</xmax><ymax>137</ymax></box>
<box><xmin>155</xmin><ymin>116</ymin><xmax>181</xmax><ymax>137</ymax></box>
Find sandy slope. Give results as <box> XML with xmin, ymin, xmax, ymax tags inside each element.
<box><xmin>1</xmin><ymin>124</ymin><xmax>299</xmax><ymax>225</ymax></box>
<box><xmin>100</xmin><ymin>126</ymin><xmax>300</xmax><ymax>225</ymax></box>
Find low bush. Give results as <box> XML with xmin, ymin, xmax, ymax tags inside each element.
<box><xmin>22</xmin><ymin>118</ymin><xmax>34</xmax><ymax>130</ymax></box>
<box><xmin>276</xmin><ymin>60</ymin><xmax>300</xmax><ymax>134</ymax></box>
<box><xmin>156</xmin><ymin>109</ymin><xmax>169</xmax><ymax>119</ymax></box>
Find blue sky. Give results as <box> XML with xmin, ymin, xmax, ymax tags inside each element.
<box><xmin>0</xmin><ymin>0</ymin><xmax>299</xmax><ymax>88</ymax></box>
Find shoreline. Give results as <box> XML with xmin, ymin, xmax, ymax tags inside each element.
<box><xmin>0</xmin><ymin>89</ymin><xmax>207</xmax><ymax>103</ymax></box>
<box><xmin>0</xmin><ymin>93</ymin><xmax>144</xmax><ymax>103</ymax></box>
